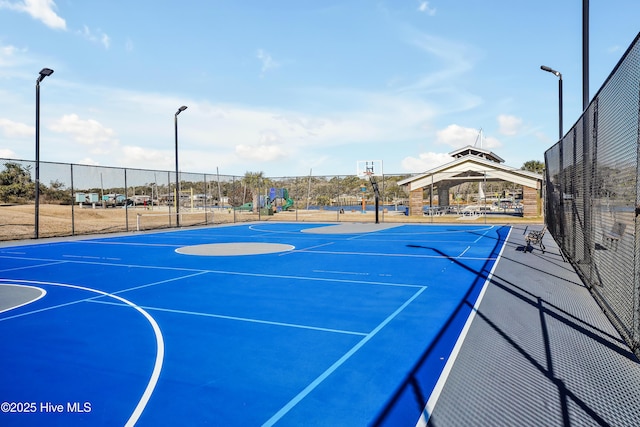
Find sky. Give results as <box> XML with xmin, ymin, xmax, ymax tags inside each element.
<box><xmin>1</xmin><ymin>0</ymin><xmax>639</xmax><ymax>178</ymax></box>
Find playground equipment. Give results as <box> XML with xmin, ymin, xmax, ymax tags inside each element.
<box><xmin>267</xmin><ymin>188</ymin><xmax>294</xmax><ymax>212</ymax></box>
<box><xmin>234</xmin><ymin>188</ymin><xmax>294</xmax><ymax>214</ymax></box>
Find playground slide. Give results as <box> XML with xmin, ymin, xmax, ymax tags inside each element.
<box><xmin>282</xmin><ymin>197</ymin><xmax>294</xmax><ymax>211</ymax></box>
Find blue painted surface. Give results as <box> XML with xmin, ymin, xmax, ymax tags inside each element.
<box><xmin>0</xmin><ymin>223</ymin><xmax>508</xmax><ymax>426</ymax></box>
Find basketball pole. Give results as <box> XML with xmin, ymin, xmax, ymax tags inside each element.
<box><xmin>372</xmin><ymin>175</ymin><xmax>379</xmax><ymax>224</ymax></box>
<box><xmin>366</xmin><ymin>169</ymin><xmax>380</xmax><ymax>224</ymax></box>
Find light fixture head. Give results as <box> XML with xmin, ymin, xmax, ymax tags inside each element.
<box><xmin>540</xmin><ymin>65</ymin><xmax>561</xmax><ymax>78</ymax></box>
<box><xmin>37</xmin><ymin>68</ymin><xmax>54</xmax><ymax>83</ymax></box>
<box><xmin>176</xmin><ymin>105</ymin><xmax>188</xmax><ymax>115</ymax></box>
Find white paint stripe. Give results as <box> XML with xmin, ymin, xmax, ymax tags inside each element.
<box><xmin>82</xmin><ymin>241</ymin><xmax>183</xmax><ymax>248</ymax></box>
<box><xmin>207</xmin><ymin>270</ymin><xmax>423</xmax><ymax>288</ymax></box>
<box><xmin>312</xmin><ymin>270</ymin><xmax>369</xmax><ymax>276</ymax></box>
<box><xmin>0</xmin><ymin>255</ymin><xmax>424</xmax><ymax>288</ymax></box>
<box><xmin>0</xmin><ymin>278</ymin><xmax>163</xmax><ymax>427</ymax></box>
<box><xmin>62</xmin><ymin>255</ymin><xmax>100</xmax><ymax>259</ymax></box>
<box><xmin>262</xmin><ymin>286</ymin><xmax>428</xmax><ymax>427</ymax></box>
<box><xmin>89</xmin><ymin>300</ymin><xmax>368</xmax><ymax>336</ymax></box>
<box><xmin>0</xmin><ymin>260</ymin><xmax>66</xmax><ymax>273</ymax></box>
<box><xmin>246</xmin><ymin>223</ymin><xmax>494</xmax><ymax>236</ymax></box>
<box><xmin>300</xmin><ymin>249</ymin><xmax>496</xmax><ymax>261</ymax></box>
<box><xmin>290</xmin><ymin>241</ymin><xmax>336</xmax><ymax>252</ymax></box>
<box><xmin>473</xmin><ymin>226</ymin><xmax>494</xmax><ymax>244</ymax></box>
<box><xmin>0</xmin><ymin>284</ymin><xmax>47</xmax><ymax>314</ymax></box>
<box><xmin>415</xmin><ymin>227</ymin><xmax>512</xmax><ymax>426</ymax></box>
<box><xmin>108</xmin><ymin>271</ymin><xmax>209</xmax><ymax>296</ymax></box>
<box><xmin>0</xmin><ymin>273</ymin><xmax>206</xmax><ymax>322</ymax></box>
<box><xmin>457</xmin><ymin>246</ymin><xmax>471</xmax><ymax>257</ymax></box>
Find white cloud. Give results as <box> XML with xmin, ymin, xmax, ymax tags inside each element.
<box><xmin>49</xmin><ymin>114</ymin><xmax>118</xmax><ymax>150</ymax></box>
<box><xmin>78</xmin><ymin>25</ymin><xmax>110</xmax><ymax>49</ymax></box>
<box><xmin>0</xmin><ymin>118</ymin><xmax>32</xmax><ymax>138</ymax></box>
<box><xmin>400</xmin><ymin>124</ymin><xmax>504</xmax><ymax>173</ymax></box>
<box><xmin>607</xmin><ymin>45</ymin><xmax>622</xmax><ymax>54</ymax></box>
<box><xmin>125</xmin><ymin>38</ymin><xmax>134</xmax><ymax>52</ymax></box>
<box><xmin>0</xmin><ymin>148</ymin><xmax>17</xmax><ymax>157</ymax></box>
<box><xmin>497</xmin><ymin>114</ymin><xmax>522</xmax><ymax>136</ymax></box>
<box><xmin>76</xmin><ymin>157</ymin><xmax>99</xmax><ymax>166</ymax></box>
<box><xmin>0</xmin><ymin>0</ymin><xmax>66</xmax><ymax>30</ymax></box>
<box><xmin>120</xmin><ymin>146</ymin><xmax>171</xmax><ymax>168</ymax></box>
<box><xmin>101</xmin><ymin>33</ymin><xmax>110</xmax><ymax>49</ymax></box>
<box><xmin>401</xmin><ymin>151</ymin><xmax>451</xmax><ymax>172</ymax></box>
<box><xmin>256</xmin><ymin>49</ymin><xmax>279</xmax><ymax>76</ymax></box>
<box><xmin>0</xmin><ymin>44</ymin><xmax>21</xmax><ymax>64</ymax></box>
<box><xmin>435</xmin><ymin>124</ymin><xmax>501</xmax><ymax>149</ymax></box>
<box><xmin>417</xmin><ymin>1</ymin><xmax>436</xmax><ymax>16</ymax></box>
<box><xmin>402</xmin><ymin>31</ymin><xmax>478</xmax><ymax>92</ymax></box>
<box><xmin>235</xmin><ymin>142</ymin><xmax>288</xmax><ymax>162</ymax></box>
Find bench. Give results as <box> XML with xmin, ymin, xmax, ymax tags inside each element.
<box><xmin>603</xmin><ymin>222</ymin><xmax>626</xmax><ymax>250</ymax></box>
<box><xmin>525</xmin><ymin>226</ymin><xmax>547</xmax><ymax>253</ymax></box>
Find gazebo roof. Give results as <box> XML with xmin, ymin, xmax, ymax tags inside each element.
<box><xmin>398</xmin><ymin>149</ymin><xmax>542</xmax><ymax>190</ymax></box>
<box><xmin>448</xmin><ymin>145</ymin><xmax>505</xmax><ymax>163</ymax></box>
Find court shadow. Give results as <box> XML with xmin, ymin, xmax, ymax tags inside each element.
<box><xmin>374</xmin><ymin>227</ymin><xmax>640</xmax><ymax>427</ymax></box>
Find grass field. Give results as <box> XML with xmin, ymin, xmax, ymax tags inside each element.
<box><xmin>0</xmin><ymin>203</ymin><xmax>542</xmax><ymax>241</ymax></box>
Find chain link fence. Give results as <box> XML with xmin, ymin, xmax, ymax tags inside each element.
<box><xmin>1</xmin><ymin>158</ymin><xmax>542</xmax><ymax>242</ymax></box>
<box><xmin>544</xmin><ymin>33</ymin><xmax>640</xmax><ymax>355</ymax></box>
<box><xmin>0</xmin><ymin>160</ymin><xmax>420</xmax><ymax>240</ymax></box>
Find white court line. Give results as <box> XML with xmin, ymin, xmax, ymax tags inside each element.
<box><xmin>107</xmin><ymin>271</ymin><xmax>210</xmax><ymax>297</ymax></box>
<box><xmin>345</xmin><ymin>226</ymin><xmax>495</xmax><ymax>237</ymax></box>
<box><xmin>300</xmin><ymin>249</ymin><xmax>496</xmax><ymax>261</ymax></box>
<box><xmin>248</xmin><ymin>224</ymin><xmax>309</xmax><ymax>235</ymax></box>
<box><xmin>415</xmin><ymin>227</ymin><xmax>512</xmax><ymax>426</ymax></box>
<box><xmin>262</xmin><ymin>285</ymin><xmax>429</xmax><ymax>427</ymax></box>
<box><xmin>0</xmin><ymin>254</ymin><xmax>425</xmax><ymax>289</ymax></box>
<box><xmin>281</xmin><ymin>241</ymin><xmax>335</xmax><ymax>254</ymax></box>
<box><xmin>0</xmin><ymin>278</ymin><xmax>164</xmax><ymax>427</ymax></box>
<box><xmin>473</xmin><ymin>226</ymin><xmax>495</xmax><ymax>243</ymax></box>
<box><xmin>457</xmin><ymin>246</ymin><xmax>471</xmax><ymax>257</ymax></box>
<box><xmin>62</xmin><ymin>254</ymin><xmax>121</xmax><ymax>261</ymax></box>
<box><xmin>201</xmin><ymin>269</ymin><xmax>424</xmax><ymax>288</ymax></box>
<box><xmin>247</xmin><ymin>223</ymin><xmax>496</xmax><ymax>236</ymax></box>
<box><xmin>0</xmin><ymin>273</ymin><xmax>208</xmax><ymax>322</ymax></box>
<box><xmin>0</xmin><ymin>284</ymin><xmax>46</xmax><ymax>314</ymax></box>
<box><xmin>80</xmin><ymin>241</ymin><xmax>183</xmax><ymax>248</ymax></box>
<box><xmin>313</xmin><ymin>270</ymin><xmax>369</xmax><ymax>276</ymax></box>
<box><xmin>88</xmin><ymin>300</ymin><xmax>369</xmax><ymax>336</ymax></box>
<box><xmin>0</xmin><ymin>260</ymin><xmax>66</xmax><ymax>273</ymax></box>
<box><xmin>458</xmin><ymin>225</ymin><xmax>495</xmax><ymax>256</ymax></box>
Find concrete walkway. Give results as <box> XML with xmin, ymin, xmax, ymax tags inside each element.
<box><xmin>428</xmin><ymin>224</ymin><xmax>640</xmax><ymax>426</ymax></box>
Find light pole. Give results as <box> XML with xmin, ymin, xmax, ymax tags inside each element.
<box><xmin>35</xmin><ymin>67</ymin><xmax>54</xmax><ymax>239</ymax></box>
<box><xmin>174</xmin><ymin>105</ymin><xmax>187</xmax><ymax>227</ymax></box>
<box><xmin>540</xmin><ymin>65</ymin><xmax>563</xmax><ymax>140</ymax></box>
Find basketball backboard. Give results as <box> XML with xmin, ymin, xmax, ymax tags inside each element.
<box><xmin>356</xmin><ymin>160</ymin><xmax>383</xmax><ymax>178</ymax></box>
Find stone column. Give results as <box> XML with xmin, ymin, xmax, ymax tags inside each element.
<box><xmin>409</xmin><ymin>188</ymin><xmax>423</xmax><ymax>216</ymax></box>
<box><xmin>437</xmin><ymin>183</ymin><xmax>451</xmax><ymax>207</ymax></box>
<box><xmin>522</xmin><ymin>185</ymin><xmax>539</xmax><ymax>217</ymax></box>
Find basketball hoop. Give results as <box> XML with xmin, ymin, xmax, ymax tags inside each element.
<box><xmin>356</xmin><ymin>160</ymin><xmax>383</xmax><ymax>180</ymax></box>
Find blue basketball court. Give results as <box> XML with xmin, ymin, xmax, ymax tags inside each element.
<box><xmin>0</xmin><ymin>222</ymin><xmax>510</xmax><ymax>426</ymax></box>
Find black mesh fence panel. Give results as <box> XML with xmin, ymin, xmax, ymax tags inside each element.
<box><xmin>545</xmin><ymin>33</ymin><xmax>640</xmax><ymax>354</ymax></box>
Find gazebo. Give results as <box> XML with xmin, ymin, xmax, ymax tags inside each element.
<box><xmin>398</xmin><ymin>146</ymin><xmax>543</xmax><ymax>217</ymax></box>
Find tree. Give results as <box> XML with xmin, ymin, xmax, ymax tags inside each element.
<box><xmin>0</xmin><ymin>162</ymin><xmax>33</xmax><ymax>203</ymax></box>
<box><xmin>242</xmin><ymin>171</ymin><xmax>265</xmax><ymax>213</ymax></box>
<box><xmin>521</xmin><ymin>160</ymin><xmax>545</xmax><ymax>174</ymax></box>
<box><xmin>44</xmin><ymin>180</ymin><xmax>71</xmax><ymax>203</ymax></box>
